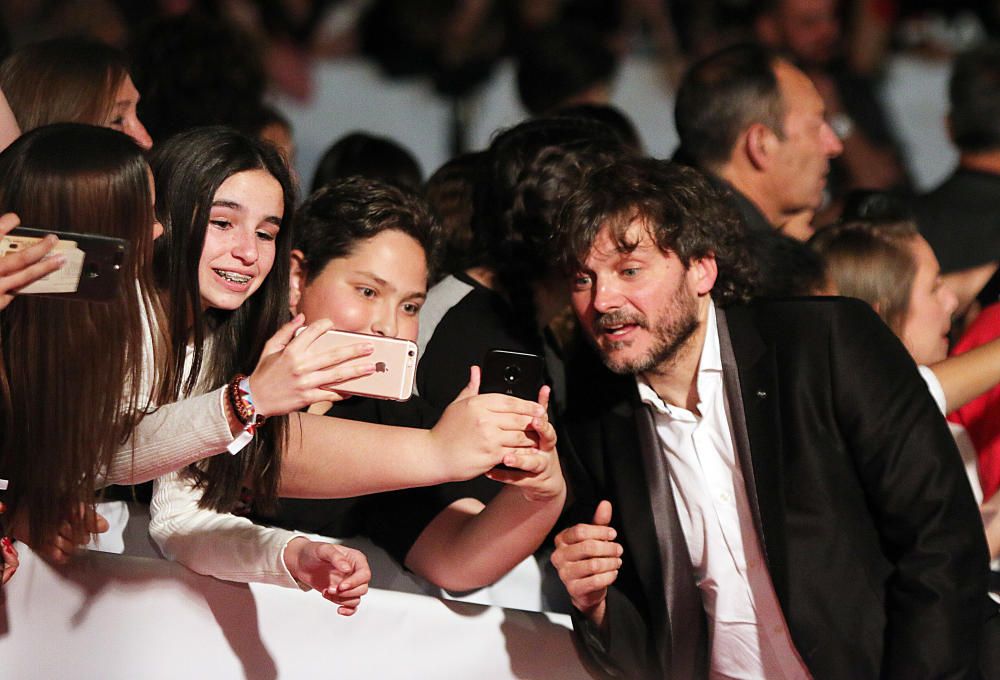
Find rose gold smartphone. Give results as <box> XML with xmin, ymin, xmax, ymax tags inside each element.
<box><xmin>311</xmin><ymin>329</ymin><xmax>418</xmax><ymax>401</ymax></box>
<box><xmin>2</xmin><ymin>226</ymin><xmax>129</xmax><ymax>301</ymax></box>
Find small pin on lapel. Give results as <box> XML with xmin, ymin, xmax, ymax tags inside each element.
<box><xmin>756</xmin><ymin>390</ymin><xmax>767</xmax><ymax>399</ymax></box>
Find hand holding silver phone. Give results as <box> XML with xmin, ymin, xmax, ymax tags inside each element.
<box><xmin>307</xmin><ymin>329</ymin><xmax>418</xmax><ymax>401</ymax></box>
<box><xmin>0</xmin><ymin>227</ymin><xmax>128</xmax><ymax>301</ymax></box>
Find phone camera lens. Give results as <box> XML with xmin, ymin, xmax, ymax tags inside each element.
<box><xmin>408</xmin><ymin>350</ymin><xmax>415</xmax><ymax>357</ymax></box>
<box><xmin>503</xmin><ymin>364</ymin><xmax>521</xmax><ymax>383</ymax></box>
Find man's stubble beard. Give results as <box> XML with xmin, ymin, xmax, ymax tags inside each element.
<box><xmin>599</xmin><ymin>282</ymin><xmax>700</xmax><ymax>376</ymax></box>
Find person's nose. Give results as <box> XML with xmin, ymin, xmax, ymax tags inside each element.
<box><xmin>370</xmin><ymin>304</ymin><xmax>397</xmax><ymax>338</ymax></box>
<box><xmin>129</xmin><ymin>119</ymin><xmax>153</xmax><ymax>150</ymax></box>
<box><xmin>942</xmin><ymin>282</ymin><xmax>959</xmax><ymax>317</ymax></box>
<box><xmin>231</xmin><ymin>228</ymin><xmax>259</xmax><ymax>265</ymax></box>
<box><xmin>592</xmin><ymin>278</ymin><xmax>624</xmax><ymax>314</ymax></box>
<box><xmin>822</xmin><ymin>121</ymin><xmax>843</xmax><ymax>158</ymax></box>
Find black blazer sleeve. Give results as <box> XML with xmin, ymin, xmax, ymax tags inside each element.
<box><xmin>828</xmin><ymin>301</ymin><xmax>988</xmax><ymax>678</ymax></box>
<box><xmin>571</xmin><ymin>586</ymin><xmax>656</xmax><ymax>680</ymax></box>
<box><xmin>557</xmin><ymin>414</ymin><xmax>662</xmax><ymax>680</ymax></box>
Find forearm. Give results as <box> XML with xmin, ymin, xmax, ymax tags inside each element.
<box><xmin>278</xmin><ymin>412</ymin><xmax>447</xmax><ymax>498</ymax></box>
<box><xmin>149</xmin><ymin>471</ymin><xmax>303</xmax><ymax>588</ymax></box>
<box><xmin>943</xmin><ymin>264</ymin><xmax>998</xmax><ymax>318</ymax></box>
<box><xmin>279</xmin><ymin>392</ymin><xmax>539</xmax><ymax>498</ymax></box>
<box><xmin>930</xmin><ymin>336</ymin><xmax>1000</xmax><ymax>412</ymax></box>
<box><xmin>104</xmin><ymin>388</ymin><xmax>237</xmax><ymax>485</ymax></box>
<box><xmin>405</xmin><ymin>485</ymin><xmax>566</xmax><ymax>591</ymax></box>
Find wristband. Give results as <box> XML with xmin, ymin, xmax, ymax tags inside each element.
<box><xmin>226</xmin><ymin>374</ymin><xmax>267</xmax><ymax>455</ymax></box>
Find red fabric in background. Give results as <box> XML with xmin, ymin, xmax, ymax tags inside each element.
<box><xmin>949</xmin><ymin>302</ymin><xmax>1000</xmax><ymax>499</ymax></box>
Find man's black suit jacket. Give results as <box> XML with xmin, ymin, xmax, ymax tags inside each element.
<box><xmin>560</xmin><ymin>298</ymin><xmax>989</xmax><ymax>679</ymax></box>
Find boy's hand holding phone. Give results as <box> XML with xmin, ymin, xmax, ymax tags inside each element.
<box><xmin>428</xmin><ymin>366</ymin><xmax>547</xmax><ymax>482</ymax></box>
<box><xmin>485</xmin><ymin>385</ymin><xmax>566</xmax><ymax>502</ymax></box>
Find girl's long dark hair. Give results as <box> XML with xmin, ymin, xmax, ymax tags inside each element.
<box><xmin>150</xmin><ymin>126</ymin><xmax>296</xmax><ymax>512</ymax></box>
<box><xmin>0</xmin><ymin>123</ymin><xmax>158</xmax><ymax>545</ymax></box>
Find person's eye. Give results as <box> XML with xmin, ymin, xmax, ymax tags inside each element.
<box><xmin>109</xmin><ymin>117</ymin><xmax>125</xmax><ymax>129</ymax></box>
<box><xmin>209</xmin><ymin>219</ymin><xmax>231</xmax><ymax>230</ymax></box>
<box><xmin>402</xmin><ymin>302</ymin><xmax>422</xmax><ymax>315</ymax></box>
<box><xmin>573</xmin><ymin>274</ymin><xmax>592</xmax><ymax>289</ymax></box>
<box><xmin>358</xmin><ymin>287</ymin><xmax>376</xmax><ymax>299</ymax></box>
<box><xmin>256</xmin><ymin>229</ymin><xmax>276</xmax><ymax>242</ymax></box>
<box><xmin>621</xmin><ymin>267</ymin><xmax>639</xmax><ymax>278</ymax></box>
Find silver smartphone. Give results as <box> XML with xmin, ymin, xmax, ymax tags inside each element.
<box><xmin>310</xmin><ymin>329</ymin><xmax>418</xmax><ymax>401</ymax></box>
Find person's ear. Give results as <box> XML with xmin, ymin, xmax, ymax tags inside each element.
<box><xmin>745</xmin><ymin>123</ymin><xmax>779</xmax><ymax>170</ymax></box>
<box><xmin>689</xmin><ymin>254</ymin><xmax>719</xmax><ymax>296</ymax></box>
<box><xmin>289</xmin><ymin>249</ymin><xmax>306</xmax><ymax>314</ymax></box>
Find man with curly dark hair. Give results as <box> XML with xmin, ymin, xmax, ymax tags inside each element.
<box><xmin>550</xmin><ymin>156</ymin><xmax>988</xmax><ymax>679</ymax></box>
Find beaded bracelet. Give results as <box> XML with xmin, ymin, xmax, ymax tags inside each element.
<box><xmin>226</xmin><ymin>373</ymin><xmax>267</xmax><ymax>455</ymax></box>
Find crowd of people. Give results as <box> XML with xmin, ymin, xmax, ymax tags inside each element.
<box><xmin>5</xmin><ymin>2</ymin><xmax>1000</xmax><ymax>678</ymax></box>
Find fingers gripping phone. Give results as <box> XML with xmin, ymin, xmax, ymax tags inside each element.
<box><xmin>480</xmin><ymin>349</ymin><xmax>546</xmax><ymax>401</ymax></box>
<box><xmin>1</xmin><ymin>227</ymin><xmax>129</xmax><ymax>302</ymax></box>
<box><xmin>480</xmin><ymin>349</ymin><xmax>546</xmax><ymax>472</ymax></box>
<box><xmin>310</xmin><ymin>329</ymin><xmax>418</xmax><ymax>401</ymax></box>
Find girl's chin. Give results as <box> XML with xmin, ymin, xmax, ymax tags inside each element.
<box><xmin>199</xmin><ymin>289</ymin><xmax>254</xmax><ymax>312</ymax></box>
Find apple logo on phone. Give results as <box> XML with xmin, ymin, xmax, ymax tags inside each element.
<box><xmin>375</xmin><ymin>361</ymin><xmax>387</xmax><ymax>373</ymax></box>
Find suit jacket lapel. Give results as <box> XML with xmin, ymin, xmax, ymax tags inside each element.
<box><xmin>716</xmin><ymin>306</ymin><xmax>789</xmax><ymax>607</ymax></box>
<box><xmin>604</xmin><ymin>378</ymin><xmax>707</xmax><ymax>678</ymax></box>
<box><xmin>601</xmin><ymin>394</ymin><xmax>670</xmax><ymax>666</ymax></box>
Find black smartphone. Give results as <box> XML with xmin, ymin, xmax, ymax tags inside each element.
<box><xmin>480</xmin><ymin>349</ymin><xmax>547</xmax><ymax>473</ymax></box>
<box><xmin>2</xmin><ymin>226</ymin><xmax>130</xmax><ymax>302</ymax></box>
<box><xmin>480</xmin><ymin>349</ymin><xmax>546</xmax><ymax>401</ymax></box>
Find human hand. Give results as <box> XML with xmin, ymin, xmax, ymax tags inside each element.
<box><xmin>551</xmin><ymin>501</ymin><xmax>622</xmax><ymax>627</ymax></box>
<box><xmin>0</xmin><ymin>213</ymin><xmax>65</xmax><ymax>311</ymax></box>
<box><xmin>9</xmin><ymin>502</ymin><xmax>109</xmax><ymax>565</ymax></box>
<box><xmin>1</xmin><ymin>501</ymin><xmax>18</xmax><ymax>585</ymax></box>
<box><xmin>428</xmin><ymin>367</ymin><xmax>547</xmax><ymax>482</ymax></box>
<box><xmin>249</xmin><ymin>315</ymin><xmax>376</xmax><ymax>417</ymax></box>
<box><xmin>284</xmin><ymin>538</ymin><xmax>371</xmax><ymax>616</ymax></box>
<box><xmin>1</xmin><ymin>535</ymin><xmax>17</xmax><ymax>585</ymax></box>
<box><xmin>485</xmin><ymin>385</ymin><xmax>565</xmax><ymax>502</ymax></box>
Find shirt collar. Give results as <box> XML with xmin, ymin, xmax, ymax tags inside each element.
<box><xmin>637</xmin><ymin>303</ymin><xmax>721</xmax><ymax>417</ymax></box>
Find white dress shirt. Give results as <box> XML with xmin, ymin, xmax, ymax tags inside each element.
<box><xmin>636</xmin><ymin>305</ymin><xmax>811</xmax><ymax>680</ymax></box>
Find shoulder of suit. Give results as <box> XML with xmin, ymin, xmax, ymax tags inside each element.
<box><xmin>724</xmin><ymin>296</ymin><xmax>882</xmax><ymax>340</ymax></box>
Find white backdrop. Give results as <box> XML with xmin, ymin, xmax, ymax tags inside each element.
<box><xmin>275</xmin><ymin>53</ymin><xmax>955</xmax><ymax>193</ymax></box>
